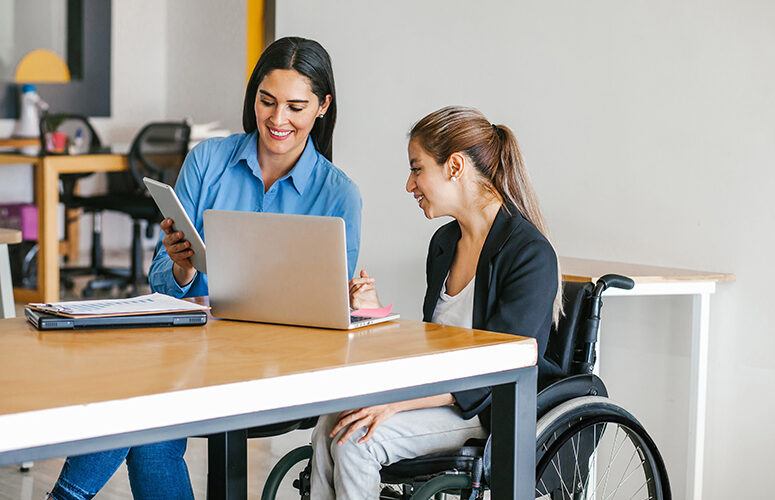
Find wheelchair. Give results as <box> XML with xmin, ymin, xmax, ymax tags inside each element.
<box><xmin>261</xmin><ymin>274</ymin><xmax>672</xmax><ymax>500</ymax></box>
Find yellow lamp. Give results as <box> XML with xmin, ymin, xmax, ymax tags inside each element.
<box><xmin>11</xmin><ymin>49</ymin><xmax>71</xmax><ymax>138</ymax></box>
<box><xmin>14</xmin><ymin>49</ymin><xmax>71</xmax><ymax>83</ymax></box>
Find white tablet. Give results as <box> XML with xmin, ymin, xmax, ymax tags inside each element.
<box><xmin>143</xmin><ymin>177</ymin><xmax>207</xmax><ymax>273</ymax></box>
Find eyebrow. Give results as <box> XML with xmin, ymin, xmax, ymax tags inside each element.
<box><xmin>258</xmin><ymin>89</ymin><xmax>309</xmax><ymax>104</ymax></box>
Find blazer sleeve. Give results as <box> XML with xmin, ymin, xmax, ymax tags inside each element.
<box><xmin>452</xmin><ymin>239</ymin><xmax>558</xmax><ymax>419</ymax></box>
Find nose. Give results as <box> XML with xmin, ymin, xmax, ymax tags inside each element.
<box><xmin>270</xmin><ymin>106</ymin><xmax>286</xmax><ymax>126</ymax></box>
<box><xmin>405</xmin><ymin>173</ymin><xmax>415</xmax><ymax>193</ymax></box>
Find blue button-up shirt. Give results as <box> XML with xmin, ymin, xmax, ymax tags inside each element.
<box><xmin>149</xmin><ymin>132</ymin><xmax>362</xmax><ymax>298</ymax></box>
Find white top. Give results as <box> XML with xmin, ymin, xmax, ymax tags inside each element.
<box><xmin>432</xmin><ymin>275</ymin><xmax>476</xmax><ymax>328</ymax></box>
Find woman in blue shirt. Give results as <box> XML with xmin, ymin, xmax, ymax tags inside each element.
<box><xmin>48</xmin><ymin>37</ymin><xmax>361</xmax><ymax>500</ymax></box>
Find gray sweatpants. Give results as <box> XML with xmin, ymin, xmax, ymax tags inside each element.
<box><xmin>310</xmin><ymin>406</ymin><xmax>487</xmax><ymax>500</ymax></box>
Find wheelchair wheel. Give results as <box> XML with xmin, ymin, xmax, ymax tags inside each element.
<box><xmin>261</xmin><ymin>445</ymin><xmax>312</xmax><ymax>500</ymax></box>
<box><xmin>535</xmin><ymin>396</ymin><xmax>670</xmax><ymax>500</ymax></box>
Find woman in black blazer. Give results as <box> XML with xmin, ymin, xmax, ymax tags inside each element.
<box><xmin>309</xmin><ymin>106</ymin><xmax>561</xmax><ymax>499</ymax></box>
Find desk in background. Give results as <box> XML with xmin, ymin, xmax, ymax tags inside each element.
<box><xmin>0</xmin><ymin>317</ymin><xmax>538</xmax><ymax>500</ymax></box>
<box><xmin>0</xmin><ymin>228</ymin><xmax>22</xmax><ymax>318</ymax></box>
<box><xmin>0</xmin><ymin>147</ymin><xmax>128</xmax><ymax>303</ymax></box>
<box><xmin>560</xmin><ymin>256</ymin><xmax>734</xmax><ymax>500</ymax></box>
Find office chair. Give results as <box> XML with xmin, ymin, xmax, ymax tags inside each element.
<box><xmin>262</xmin><ymin>275</ymin><xmax>672</xmax><ymax>500</ymax></box>
<box><xmin>71</xmin><ymin>121</ymin><xmax>191</xmax><ymax>296</ymax></box>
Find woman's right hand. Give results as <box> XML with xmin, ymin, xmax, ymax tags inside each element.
<box><xmin>160</xmin><ymin>218</ymin><xmax>197</xmax><ymax>286</ymax></box>
<box><xmin>349</xmin><ymin>269</ymin><xmax>381</xmax><ymax>310</ymax></box>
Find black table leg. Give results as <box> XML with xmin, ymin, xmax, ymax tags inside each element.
<box><xmin>207</xmin><ymin>429</ymin><xmax>248</xmax><ymax>500</ymax></box>
<box><xmin>491</xmin><ymin>366</ymin><xmax>537</xmax><ymax>499</ymax></box>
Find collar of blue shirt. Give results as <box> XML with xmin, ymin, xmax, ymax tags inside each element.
<box><xmin>229</xmin><ymin>131</ymin><xmax>319</xmax><ymax>195</ymax></box>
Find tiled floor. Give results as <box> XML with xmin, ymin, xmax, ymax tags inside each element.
<box><xmin>0</xmin><ymin>249</ymin><xmax>313</xmax><ymax>499</ymax></box>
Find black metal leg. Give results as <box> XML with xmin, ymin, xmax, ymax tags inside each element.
<box><xmin>207</xmin><ymin>430</ymin><xmax>248</xmax><ymax>500</ymax></box>
<box><xmin>491</xmin><ymin>366</ymin><xmax>537</xmax><ymax>499</ymax></box>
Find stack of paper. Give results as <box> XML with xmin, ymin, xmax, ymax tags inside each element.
<box><xmin>29</xmin><ymin>293</ymin><xmax>209</xmax><ymax>318</ymax></box>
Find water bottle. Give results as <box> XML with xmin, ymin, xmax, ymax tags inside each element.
<box><xmin>12</xmin><ymin>84</ymin><xmax>49</xmax><ymax>138</ymax></box>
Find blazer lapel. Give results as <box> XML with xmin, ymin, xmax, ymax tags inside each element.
<box><xmin>472</xmin><ymin>205</ymin><xmax>523</xmax><ymax>327</ymax></box>
<box><xmin>423</xmin><ymin>224</ymin><xmax>460</xmax><ymax>321</ymax></box>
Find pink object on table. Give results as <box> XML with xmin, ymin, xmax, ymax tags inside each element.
<box><xmin>0</xmin><ymin>203</ymin><xmax>37</xmax><ymax>240</ymax></box>
<box><xmin>351</xmin><ymin>304</ymin><xmax>394</xmax><ymax>319</ymax></box>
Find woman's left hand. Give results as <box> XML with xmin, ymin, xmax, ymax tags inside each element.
<box><xmin>330</xmin><ymin>404</ymin><xmax>398</xmax><ymax>445</ymax></box>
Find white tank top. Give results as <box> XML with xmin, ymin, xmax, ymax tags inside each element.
<box><xmin>431</xmin><ymin>274</ymin><xmax>475</xmax><ymax>328</ymax></box>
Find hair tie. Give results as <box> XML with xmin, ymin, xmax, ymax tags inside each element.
<box><xmin>492</xmin><ymin>123</ymin><xmax>498</xmax><ymax>131</ymax></box>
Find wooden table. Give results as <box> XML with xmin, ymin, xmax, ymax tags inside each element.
<box><xmin>0</xmin><ymin>151</ymin><xmax>128</xmax><ymax>304</ymax></box>
<box><xmin>559</xmin><ymin>256</ymin><xmax>734</xmax><ymax>500</ymax></box>
<box><xmin>0</xmin><ymin>317</ymin><xmax>538</xmax><ymax>499</ymax></box>
<box><xmin>0</xmin><ymin>138</ymin><xmax>39</xmax><ymax>149</ymax></box>
<box><xmin>0</xmin><ymin>228</ymin><xmax>22</xmax><ymax>319</ymax></box>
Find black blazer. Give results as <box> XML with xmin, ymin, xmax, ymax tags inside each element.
<box><xmin>422</xmin><ymin>205</ymin><xmax>558</xmax><ymax>429</ymax></box>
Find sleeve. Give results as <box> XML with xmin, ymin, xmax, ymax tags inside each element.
<box><xmin>334</xmin><ymin>180</ymin><xmax>363</xmax><ymax>280</ymax></box>
<box><xmin>452</xmin><ymin>239</ymin><xmax>559</xmax><ymax>419</ymax></box>
<box><xmin>148</xmin><ymin>145</ymin><xmax>205</xmax><ymax>297</ymax></box>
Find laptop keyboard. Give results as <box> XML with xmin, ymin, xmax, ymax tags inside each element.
<box><xmin>350</xmin><ymin>315</ymin><xmax>371</xmax><ymax>323</ymax></box>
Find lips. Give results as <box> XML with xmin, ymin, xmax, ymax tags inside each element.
<box><xmin>414</xmin><ymin>194</ymin><xmax>424</xmax><ymax>206</ymax></box>
<box><xmin>268</xmin><ymin>127</ymin><xmax>293</xmax><ymax>141</ymax></box>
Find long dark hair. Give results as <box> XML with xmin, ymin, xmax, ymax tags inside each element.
<box><xmin>242</xmin><ymin>37</ymin><xmax>337</xmax><ymax>161</ymax></box>
<box><xmin>410</xmin><ymin>106</ymin><xmax>563</xmax><ymax>325</ymax></box>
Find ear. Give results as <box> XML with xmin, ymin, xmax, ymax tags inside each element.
<box><xmin>446</xmin><ymin>152</ymin><xmax>466</xmax><ymax>180</ymax></box>
<box><xmin>318</xmin><ymin>94</ymin><xmax>332</xmax><ymax>116</ymax></box>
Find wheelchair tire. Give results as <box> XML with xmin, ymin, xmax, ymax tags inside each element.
<box><xmin>261</xmin><ymin>445</ymin><xmax>312</xmax><ymax>500</ymax></box>
<box><xmin>535</xmin><ymin>396</ymin><xmax>671</xmax><ymax>500</ymax></box>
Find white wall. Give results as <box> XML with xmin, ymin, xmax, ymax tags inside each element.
<box><xmin>276</xmin><ymin>0</ymin><xmax>775</xmax><ymax>497</ymax></box>
<box><xmin>166</xmin><ymin>0</ymin><xmax>246</xmax><ymax>133</ymax></box>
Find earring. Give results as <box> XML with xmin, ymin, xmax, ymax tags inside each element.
<box><xmin>318</xmin><ymin>113</ymin><xmax>325</xmax><ymax>119</ymax></box>
<box><xmin>451</xmin><ymin>176</ymin><xmax>458</xmax><ymax>182</ymax></box>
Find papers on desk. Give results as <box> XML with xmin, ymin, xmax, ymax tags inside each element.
<box><xmin>29</xmin><ymin>293</ymin><xmax>210</xmax><ymax>318</ymax></box>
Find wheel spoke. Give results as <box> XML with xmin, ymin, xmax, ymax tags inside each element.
<box><xmin>602</xmin><ymin>456</ymin><xmax>646</xmax><ymax>500</ymax></box>
<box><xmin>604</xmin><ymin>446</ymin><xmax>639</xmax><ymax>500</ymax></box>
<box><xmin>571</xmin><ymin>428</ymin><xmax>583</xmax><ymax>495</ymax></box>
<box><xmin>549</xmin><ymin>451</ymin><xmax>573</xmax><ymax>499</ymax></box>
<box><xmin>625</xmin><ymin>477</ymin><xmax>652</xmax><ymax>500</ymax></box>
<box><xmin>600</xmin><ymin>425</ymin><xmax>621</xmax><ymax>499</ymax></box>
<box><xmin>588</xmin><ymin>425</ymin><xmax>628</xmax><ymax>499</ymax></box>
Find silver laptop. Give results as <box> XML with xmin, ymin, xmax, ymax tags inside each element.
<box><xmin>203</xmin><ymin>210</ymin><xmax>400</xmax><ymax>329</ymax></box>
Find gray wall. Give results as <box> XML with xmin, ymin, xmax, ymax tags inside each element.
<box><xmin>276</xmin><ymin>0</ymin><xmax>774</xmax><ymax>497</ymax></box>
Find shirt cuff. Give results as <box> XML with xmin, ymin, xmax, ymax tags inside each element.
<box><xmin>151</xmin><ymin>258</ymin><xmax>196</xmax><ymax>298</ymax></box>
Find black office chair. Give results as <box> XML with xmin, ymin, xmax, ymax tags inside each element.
<box><xmin>71</xmin><ymin>121</ymin><xmax>191</xmax><ymax>296</ymax></box>
<box><xmin>262</xmin><ymin>275</ymin><xmax>672</xmax><ymax>500</ymax></box>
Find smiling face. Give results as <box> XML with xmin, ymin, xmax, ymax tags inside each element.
<box><xmin>406</xmin><ymin>139</ymin><xmax>461</xmax><ymax>219</ymax></box>
<box><xmin>254</xmin><ymin>68</ymin><xmax>331</xmax><ymax>160</ymax></box>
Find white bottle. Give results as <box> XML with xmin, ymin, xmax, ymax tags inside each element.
<box><xmin>12</xmin><ymin>84</ymin><xmax>49</xmax><ymax>138</ymax></box>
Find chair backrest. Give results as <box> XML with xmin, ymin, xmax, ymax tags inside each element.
<box><xmin>39</xmin><ymin>112</ymin><xmax>102</xmax><ymax>155</ymax></box>
<box><xmin>538</xmin><ymin>281</ymin><xmax>594</xmax><ymax>388</ymax></box>
<box><xmin>108</xmin><ymin>121</ymin><xmax>191</xmax><ymax>195</ymax></box>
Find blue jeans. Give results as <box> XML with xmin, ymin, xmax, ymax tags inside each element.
<box><xmin>49</xmin><ymin>439</ymin><xmax>193</xmax><ymax>500</ymax></box>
